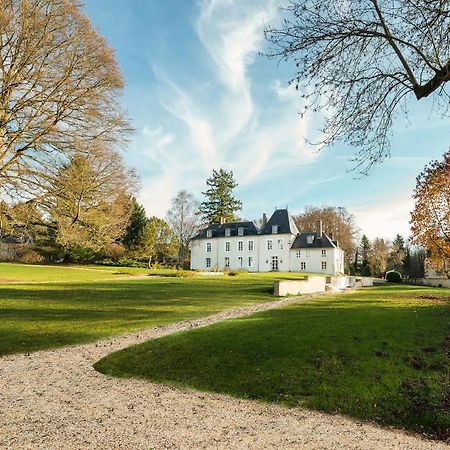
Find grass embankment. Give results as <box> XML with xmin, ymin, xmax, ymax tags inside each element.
<box><xmin>95</xmin><ymin>285</ymin><xmax>450</xmax><ymax>440</ymax></box>
<box><xmin>0</xmin><ymin>263</ymin><xmax>308</xmax><ymax>356</ymax></box>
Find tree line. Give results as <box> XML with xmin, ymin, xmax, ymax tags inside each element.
<box><xmin>0</xmin><ymin>162</ymin><xmax>434</xmax><ymax>277</ymax></box>
<box><xmin>1</xmin><ymin>1</ymin><xmax>446</xmax><ymax>273</ymax></box>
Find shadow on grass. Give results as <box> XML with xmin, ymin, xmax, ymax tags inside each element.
<box><xmin>0</xmin><ymin>277</ymin><xmax>277</xmax><ymax>356</ymax></box>
<box><xmin>95</xmin><ymin>289</ymin><xmax>450</xmax><ymax>440</ymax></box>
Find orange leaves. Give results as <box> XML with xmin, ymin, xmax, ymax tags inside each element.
<box><xmin>411</xmin><ymin>151</ymin><xmax>450</xmax><ymax>276</ymax></box>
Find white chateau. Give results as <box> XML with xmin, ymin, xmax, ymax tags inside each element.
<box><xmin>190</xmin><ymin>209</ymin><xmax>345</xmax><ymax>274</ymax></box>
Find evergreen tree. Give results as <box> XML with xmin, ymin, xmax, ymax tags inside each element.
<box><xmin>199</xmin><ymin>169</ymin><xmax>242</xmax><ymax>224</ymax></box>
<box><xmin>388</xmin><ymin>234</ymin><xmax>406</xmax><ymax>272</ymax></box>
<box><xmin>122</xmin><ymin>198</ymin><xmax>147</xmax><ymax>250</ymax></box>
<box><xmin>359</xmin><ymin>234</ymin><xmax>371</xmax><ymax>276</ymax></box>
<box><xmin>403</xmin><ymin>241</ymin><xmax>411</xmax><ymax>275</ymax></box>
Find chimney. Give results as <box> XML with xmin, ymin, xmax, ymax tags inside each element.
<box><xmin>262</xmin><ymin>213</ymin><xmax>267</xmax><ymax>226</ymax></box>
<box><xmin>315</xmin><ymin>220</ymin><xmax>323</xmax><ymax>238</ymax></box>
<box><xmin>219</xmin><ymin>216</ymin><xmax>226</xmax><ymax>225</ymax></box>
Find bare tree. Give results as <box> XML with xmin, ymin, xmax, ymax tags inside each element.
<box><xmin>368</xmin><ymin>237</ymin><xmax>390</xmax><ymax>277</ymax></box>
<box><xmin>0</xmin><ymin>0</ymin><xmax>131</xmax><ymax>194</ymax></box>
<box><xmin>265</xmin><ymin>0</ymin><xmax>450</xmax><ymax>173</ymax></box>
<box><xmin>293</xmin><ymin>205</ymin><xmax>358</xmax><ymax>269</ymax></box>
<box><xmin>167</xmin><ymin>190</ymin><xmax>201</xmax><ymax>266</ymax></box>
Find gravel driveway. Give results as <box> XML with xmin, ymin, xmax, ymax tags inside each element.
<box><xmin>0</xmin><ymin>296</ymin><xmax>448</xmax><ymax>450</ymax></box>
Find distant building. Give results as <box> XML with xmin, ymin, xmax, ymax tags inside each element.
<box><xmin>190</xmin><ymin>209</ymin><xmax>345</xmax><ymax>274</ymax></box>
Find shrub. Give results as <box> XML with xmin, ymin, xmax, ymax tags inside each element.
<box><xmin>102</xmin><ymin>243</ymin><xmax>125</xmax><ymax>261</ymax></box>
<box><xmin>65</xmin><ymin>246</ymin><xmax>98</xmax><ymax>263</ymax></box>
<box><xmin>228</xmin><ymin>270</ymin><xmax>248</xmax><ymax>276</ymax></box>
<box><xmin>386</xmin><ymin>270</ymin><xmax>402</xmax><ymax>283</ymax></box>
<box><xmin>16</xmin><ymin>247</ymin><xmax>45</xmax><ymax>264</ymax></box>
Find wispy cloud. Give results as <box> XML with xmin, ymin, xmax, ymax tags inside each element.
<box><xmin>137</xmin><ymin>0</ymin><xmax>324</xmax><ymax>217</ymax></box>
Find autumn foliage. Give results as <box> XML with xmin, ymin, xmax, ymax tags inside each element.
<box><xmin>411</xmin><ymin>151</ymin><xmax>450</xmax><ymax>276</ymax></box>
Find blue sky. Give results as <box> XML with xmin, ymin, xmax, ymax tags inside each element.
<box><xmin>83</xmin><ymin>0</ymin><xmax>449</xmax><ymax>240</ymax></box>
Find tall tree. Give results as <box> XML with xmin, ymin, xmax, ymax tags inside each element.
<box><xmin>359</xmin><ymin>234</ymin><xmax>372</xmax><ymax>276</ymax></box>
<box><xmin>411</xmin><ymin>151</ymin><xmax>450</xmax><ymax>276</ymax></box>
<box><xmin>368</xmin><ymin>238</ymin><xmax>390</xmax><ymax>277</ymax></box>
<box><xmin>45</xmin><ymin>148</ymin><xmax>138</xmax><ymax>251</ymax></box>
<box><xmin>293</xmin><ymin>206</ymin><xmax>358</xmax><ymax>269</ymax></box>
<box><xmin>137</xmin><ymin>217</ymin><xmax>178</xmax><ymax>266</ymax></box>
<box><xmin>407</xmin><ymin>245</ymin><xmax>426</xmax><ymax>278</ymax></box>
<box><xmin>388</xmin><ymin>234</ymin><xmax>406</xmax><ymax>272</ymax></box>
<box><xmin>199</xmin><ymin>169</ymin><xmax>242</xmax><ymax>224</ymax></box>
<box><xmin>265</xmin><ymin>0</ymin><xmax>450</xmax><ymax>173</ymax></box>
<box><xmin>122</xmin><ymin>198</ymin><xmax>147</xmax><ymax>251</ymax></box>
<box><xmin>0</xmin><ymin>0</ymin><xmax>131</xmax><ymax>194</ymax></box>
<box><xmin>167</xmin><ymin>190</ymin><xmax>201</xmax><ymax>266</ymax></box>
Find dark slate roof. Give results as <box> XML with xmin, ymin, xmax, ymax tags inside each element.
<box><xmin>290</xmin><ymin>232</ymin><xmax>337</xmax><ymax>249</ymax></box>
<box><xmin>260</xmin><ymin>209</ymin><xmax>299</xmax><ymax>235</ymax></box>
<box><xmin>192</xmin><ymin>221</ymin><xmax>259</xmax><ymax>240</ymax></box>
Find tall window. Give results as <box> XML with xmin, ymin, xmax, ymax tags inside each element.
<box><xmin>322</xmin><ymin>249</ymin><xmax>327</xmax><ymax>257</ymax></box>
<box><xmin>238</xmin><ymin>241</ymin><xmax>243</xmax><ymax>251</ymax></box>
<box><xmin>206</xmin><ymin>258</ymin><xmax>211</xmax><ymax>268</ymax></box>
<box><xmin>248</xmin><ymin>256</ymin><xmax>253</xmax><ymax>267</ymax></box>
<box><xmin>224</xmin><ymin>257</ymin><xmax>230</xmax><ymax>268</ymax></box>
<box><xmin>225</xmin><ymin>241</ymin><xmax>230</xmax><ymax>252</ymax></box>
<box><xmin>206</xmin><ymin>242</ymin><xmax>212</xmax><ymax>252</ymax></box>
<box><xmin>248</xmin><ymin>240</ymin><xmax>254</xmax><ymax>251</ymax></box>
<box><xmin>296</xmin><ymin>250</ymin><xmax>301</xmax><ymax>258</ymax></box>
<box><xmin>238</xmin><ymin>227</ymin><xmax>244</xmax><ymax>236</ymax></box>
<box><xmin>322</xmin><ymin>261</ymin><xmax>327</xmax><ymax>270</ymax></box>
<box><xmin>238</xmin><ymin>256</ymin><xmax>243</xmax><ymax>267</ymax></box>
<box><xmin>277</xmin><ymin>239</ymin><xmax>283</xmax><ymax>250</ymax></box>
<box><xmin>267</xmin><ymin>240</ymin><xmax>273</xmax><ymax>250</ymax></box>
<box><xmin>300</xmin><ymin>262</ymin><xmax>306</xmax><ymax>270</ymax></box>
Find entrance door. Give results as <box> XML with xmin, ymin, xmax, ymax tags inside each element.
<box><xmin>271</xmin><ymin>256</ymin><xmax>279</xmax><ymax>271</ymax></box>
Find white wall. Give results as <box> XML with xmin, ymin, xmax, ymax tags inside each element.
<box><xmin>257</xmin><ymin>233</ymin><xmax>295</xmax><ymax>272</ymax></box>
<box><xmin>289</xmin><ymin>247</ymin><xmax>343</xmax><ymax>275</ymax></box>
<box><xmin>191</xmin><ymin>234</ymin><xmax>345</xmax><ymax>275</ymax></box>
<box><xmin>217</xmin><ymin>235</ymin><xmax>259</xmax><ymax>272</ymax></box>
<box><xmin>274</xmin><ymin>276</ymin><xmax>326</xmax><ymax>296</ymax></box>
<box><xmin>408</xmin><ymin>278</ymin><xmax>450</xmax><ymax>288</ymax></box>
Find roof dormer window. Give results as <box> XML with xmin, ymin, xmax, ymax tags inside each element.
<box><xmin>238</xmin><ymin>227</ymin><xmax>244</xmax><ymax>236</ymax></box>
<box><xmin>225</xmin><ymin>228</ymin><xmax>231</xmax><ymax>237</ymax></box>
<box><xmin>272</xmin><ymin>225</ymin><xmax>278</xmax><ymax>234</ymax></box>
<box><xmin>307</xmin><ymin>235</ymin><xmax>314</xmax><ymax>244</ymax></box>
<box><xmin>206</xmin><ymin>230</ymin><xmax>212</xmax><ymax>238</ymax></box>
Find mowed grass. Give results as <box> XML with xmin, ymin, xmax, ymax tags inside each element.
<box><xmin>0</xmin><ymin>263</ymin><xmax>310</xmax><ymax>356</ymax></box>
<box><xmin>95</xmin><ymin>285</ymin><xmax>450</xmax><ymax>440</ymax></box>
<box><xmin>0</xmin><ymin>262</ymin><xmax>150</xmax><ymax>282</ymax></box>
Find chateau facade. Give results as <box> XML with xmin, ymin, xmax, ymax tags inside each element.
<box><xmin>190</xmin><ymin>209</ymin><xmax>345</xmax><ymax>274</ymax></box>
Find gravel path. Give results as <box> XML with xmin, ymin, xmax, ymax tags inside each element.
<box><xmin>0</xmin><ymin>295</ymin><xmax>448</xmax><ymax>450</ymax></box>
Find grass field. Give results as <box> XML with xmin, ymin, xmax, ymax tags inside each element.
<box><xmin>94</xmin><ymin>284</ymin><xmax>450</xmax><ymax>440</ymax></box>
<box><xmin>0</xmin><ymin>263</ymin><xmax>309</xmax><ymax>356</ymax></box>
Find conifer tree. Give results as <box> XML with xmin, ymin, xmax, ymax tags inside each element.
<box><xmin>199</xmin><ymin>169</ymin><xmax>242</xmax><ymax>224</ymax></box>
<box><xmin>123</xmin><ymin>198</ymin><xmax>147</xmax><ymax>251</ymax></box>
<box><xmin>359</xmin><ymin>234</ymin><xmax>371</xmax><ymax>276</ymax></box>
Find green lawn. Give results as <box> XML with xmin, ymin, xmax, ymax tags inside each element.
<box><xmin>0</xmin><ymin>263</ymin><xmax>308</xmax><ymax>356</ymax></box>
<box><xmin>0</xmin><ymin>262</ymin><xmax>150</xmax><ymax>282</ymax></box>
<box><xmin>94</xmin><ymin>285</ymin><xmax>450</xmax><ymax>440</ymax></box>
